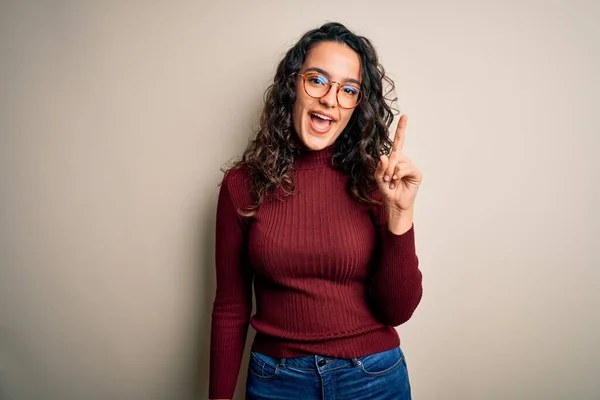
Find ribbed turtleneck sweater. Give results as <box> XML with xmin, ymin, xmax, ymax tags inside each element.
<box><xmin>209</xmin><ymin>144</ymin><xmax>423</xmax><ymax>399</ymax></box>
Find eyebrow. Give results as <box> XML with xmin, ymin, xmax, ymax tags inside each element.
<box><xmin>303</xmin><ymin>67</ymin><xmax>362</xmax><ymax>87</ymax></box>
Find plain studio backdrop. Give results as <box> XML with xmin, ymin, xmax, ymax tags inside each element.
<box><xmin>1</xmin><ymin>1</ymin><xmax>598</xmax><ymax>399</ymax></box>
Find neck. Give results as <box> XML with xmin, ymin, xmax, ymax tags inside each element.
<box><xmin>294</xmin><ymin>143</ymin><xmax>336</xmax><ymax>170</ymax></box>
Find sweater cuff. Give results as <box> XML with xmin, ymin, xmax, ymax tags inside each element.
<box><xmin>380</xmin><ymin>223</ymin><xmax>416</xmax><ymax>258</ymax></box>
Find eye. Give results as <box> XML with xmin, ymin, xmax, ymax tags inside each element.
<box><xmin>341</xmin><ymin>85</ymin><xmax>359</xmax><ymax>96</ymax></box>
<box><xmin>307</xmin><ymin>74</ymin><xmax>329</xmax><ymax>86</ymax></box>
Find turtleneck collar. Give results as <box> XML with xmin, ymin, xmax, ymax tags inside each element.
<box><xmin>294</xmin><ymin>143</ymin><xmax>336</xmax><ymax>170</ymax></box>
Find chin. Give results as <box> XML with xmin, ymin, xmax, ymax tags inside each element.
<box><xmin>298</xmin><ymin>124</ymin><xmax>339</xmax><ymax>151</ymax></box>
<box><xmin>298</xmin><ymin>134</ymin><xmax>334</xmax><ymax>151</ymax></box>
<box><xmin>301</xmin><ymin>139</ymin><xmax>328</xmax><ymax>151</ymax></box>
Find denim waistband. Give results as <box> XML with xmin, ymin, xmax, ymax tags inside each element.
<box><xmin>254</xmin><ymin>346</ymin><xmax>400</xmax><ymax>373</ymax></box>
<box><xmin>277</xmin><ymin>354</ymin><xmax>361</xmax><ymax>372</ymax></box>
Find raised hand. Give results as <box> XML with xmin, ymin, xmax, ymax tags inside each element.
<box><xmin>375</xmin><ymin>115</ymin><xmax>422</xmax><ymax>221</ymax></box>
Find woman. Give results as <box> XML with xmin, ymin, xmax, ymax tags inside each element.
<box><xmin>209</xmin><ymin>22</ymin><xmax>423</xmax><ymax>400</ymax></box>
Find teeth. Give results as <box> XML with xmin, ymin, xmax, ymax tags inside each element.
<box><xmin>312</xmin><ymin>113</ymin><xmax>332</xmax><ymax>121</ymax></box>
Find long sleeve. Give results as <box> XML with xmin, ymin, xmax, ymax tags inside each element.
<box><xmin>209</xmin><ymin>173</ymin><xmax>254</xmax><ymax>399</ymax></box>
<box><xmin>367</xmin><ymin>201</ymin><xmax>423</xmax><ymax>327</ymax></box>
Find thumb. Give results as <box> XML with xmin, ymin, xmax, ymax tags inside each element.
<box><xmin>375</xmin><ymin>154</ymin><xmax>389</xmax><ymax>184</ymax></box>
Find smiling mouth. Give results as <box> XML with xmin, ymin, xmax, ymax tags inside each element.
<box><xmin>309</xmin><ymin>112</ymin><xmax>334</xmax><ymax>132</ymax></box>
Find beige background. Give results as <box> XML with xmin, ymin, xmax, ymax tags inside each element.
<box><xmin>1</xmin><ymin>1</ymin><xmax>598</xmax><ymax>399</ymax></box>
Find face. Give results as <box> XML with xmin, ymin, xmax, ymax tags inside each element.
<box><xmin>292</xmin><ymin>41</ymin><xmax>362</xmax><ymax>151</ymax></box>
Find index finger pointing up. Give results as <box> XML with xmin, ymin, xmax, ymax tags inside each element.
<box><xmin>392</xmin><ymin>114</ymin><xmax>408</xmax><ymax>152</ymax></box>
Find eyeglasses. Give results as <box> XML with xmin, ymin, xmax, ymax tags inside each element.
<box><xmin>297</xmin><ymin>72</ymin><xmax>362</xmax><ymax>109</ymax></box>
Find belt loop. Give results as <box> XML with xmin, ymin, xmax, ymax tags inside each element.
<box><xmin>351</xmin><ymin>357</ymin><xmax>361</xmax><ymax>367</ymax></box>
<box><xmin>279</xmin><ymin>357</ymin><xmax>287</xmax><ymax>369</ymax></box>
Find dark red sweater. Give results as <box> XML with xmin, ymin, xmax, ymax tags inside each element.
<box><xmin>209</xmin><ymin>144</ymin><xmax>422</xmax><ymax>399</ymax></box>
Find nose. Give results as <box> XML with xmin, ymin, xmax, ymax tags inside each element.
<box><xmin>319</xmin><ymin>84</ymin><xmax>338</xmax><ymax>108</ymax></box>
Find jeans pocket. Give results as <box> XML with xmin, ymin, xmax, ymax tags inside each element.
<box><xmin>359</xmin><ymin>347</ymin><xmax>404</xmax><ymax>377</ymax></box>
<box><xmin>249</xmin><ymin>351</ymin><xmax>280</xmax><ymax>380</ymax></box>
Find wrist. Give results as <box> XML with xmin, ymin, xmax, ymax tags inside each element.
<box><xmin>385</xmin><ymin>205</ymin><xmax>414</xmax><ymax>235</ymax></box>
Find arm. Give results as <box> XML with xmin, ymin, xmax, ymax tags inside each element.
<box><xmin>369</xmin><ymin>114</ymin><xmax>423</xmax><ymax>326</ymax></box>
<box><xmin>367</xmin><ymin>203</ymin><xmax>423</xmax><ymax>327</ymax></box>
<box><xmin>209</xmin><ymin>174</ymin><xmax>254</xmax><ymax>400</ymax></box>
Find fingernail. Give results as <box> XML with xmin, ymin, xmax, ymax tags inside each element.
<box><xmin>384</xmin><ymin>175</ymin><xmax>389</xmax><ymax>182</ymax></box>
<box><xmin>393</xmin><ymin>175</ymin><xmax>398</xmax><ymax>180</ymax></box>
<box><xmin>390</xmin><ymin>183</ymin><xmax>395</xmax><ymax>189</ymax></box>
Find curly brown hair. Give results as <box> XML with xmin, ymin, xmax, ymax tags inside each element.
<box><xmin>226</xmin><ymin>22</ymin><xmax>398</xmax><ymax>216</ymax></box>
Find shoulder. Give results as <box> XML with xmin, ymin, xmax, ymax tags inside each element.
<box><xmin>364</xmin><ymin>185</ymin><xmax>384</xmax><ymax>212</ymax></box>
<box><xmin>220</xmin><ymin>165</ymin><xmax>253</xmax><ymax>211</ymax></box>
<box><xmin>364</xmin><ymin>186</ymin><xmax>387</xmax><ymax>226</ymax></box>
<box><xmin>366</xmin><ymin>186</ymin><xmax>383</xmax><ymax>203</ymax></box>
<box><xmin>222</xmin><ymin>164</ymin><xmax>251</xmax><ymax>187</ymax></box>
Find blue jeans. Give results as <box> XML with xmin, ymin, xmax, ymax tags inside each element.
<box><xmin>245</xmin><ymin>346</ymin><xmax>411</xmax><ymax>400</ymax></box>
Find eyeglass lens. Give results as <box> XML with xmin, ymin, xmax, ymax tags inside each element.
<box><xmin>303</xmin><ymin>73</ymin><xmax>361</xmax><ymax>108</ymax></box>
